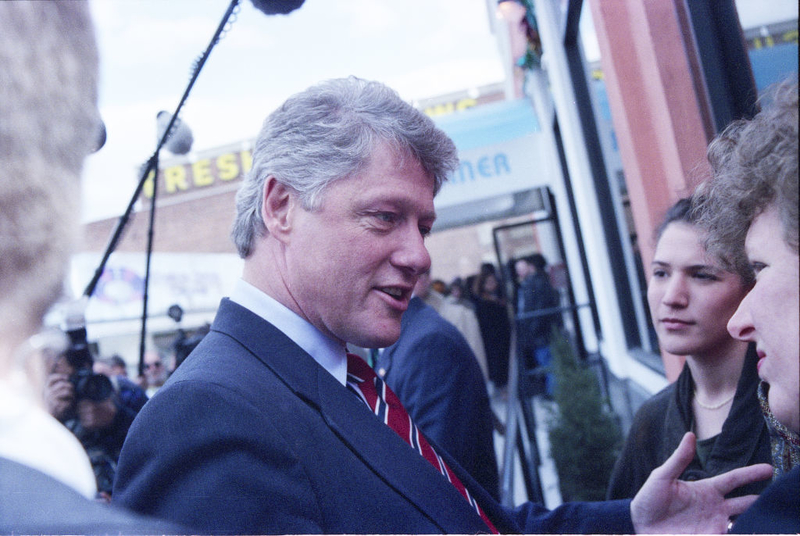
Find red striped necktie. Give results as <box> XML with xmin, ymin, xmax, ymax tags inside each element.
<box><xmin>346</xmin><ymin>353</ymin><xmax>497</xmax><ymax>533</ymax></box>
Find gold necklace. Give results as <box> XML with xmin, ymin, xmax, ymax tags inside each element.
<box><xmin>694</xmin><ymin>391</ymin><xmax>735</xmax><ymax>410</ymax></box>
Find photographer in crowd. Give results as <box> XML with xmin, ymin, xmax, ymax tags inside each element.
<box><xmin>44</xmin><ymin>330</ymin><xmax>142</xmax><ymax>500</ymax></box>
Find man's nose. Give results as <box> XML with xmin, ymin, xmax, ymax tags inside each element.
<box><xmin>392</xmin><ymin>228</ymin><xmax>431</xmax><ymax>276</ymax></box>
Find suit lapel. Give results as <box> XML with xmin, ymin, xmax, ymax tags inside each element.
<box><xmin>212</xmin><ymin>299</ymin><xmax>491</xmax><ymax>533</ymax></box>
<box><xmin>317</xmin><ymin>365</ymin><xmax>492</xmax><ymax>532</ymax></box>
<box><xmin>212</xmin><ymin>299</ymin><xmax>325</xmax><ymax>409</ymax></box>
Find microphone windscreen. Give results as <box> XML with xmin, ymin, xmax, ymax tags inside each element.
<box><xmin>250</xmin><ymin>0</ymin><xmax>305</xmax><ymax>15</ymax></box>
<box><xmin>157</xmin><ymin>111</ymin><xmax>194</xmax><ymax>155</ymax></box>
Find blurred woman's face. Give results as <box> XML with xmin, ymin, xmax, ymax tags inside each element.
<box><xmin>727</xmin><ymin>206</ymin><xmax>800</xmax><ymax>432</ymax></box>
<box><xmin>482</xmin><ymin>274</ymin><xmax>498</xmax><ymax>294</ymax></box>
<box><xmin>647</xmin><ymin>222</ymin><xmax>748</xmax><ymax>358</ymax></box>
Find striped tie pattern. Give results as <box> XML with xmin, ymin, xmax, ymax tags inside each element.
<box><xmin>346</xmin><ymin>353</ymin><xmax>497</xmax><ymax>533</ymax></box>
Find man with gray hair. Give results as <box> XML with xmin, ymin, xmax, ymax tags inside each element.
<box><xmin>114</xmin><ymin>76</ymin><xmax>772</xmax><ymax>534</ymax></box>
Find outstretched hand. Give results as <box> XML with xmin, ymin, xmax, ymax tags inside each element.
<box><xmin>630</xmin><ymin>432</ymin><xmax>772</xmax><ymax>533</ymax></box>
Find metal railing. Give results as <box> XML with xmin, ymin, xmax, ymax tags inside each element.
<box><xmin>499</xmin><ymin>301</ymin><xmax>613</xmax><ymax>506</ymax></box>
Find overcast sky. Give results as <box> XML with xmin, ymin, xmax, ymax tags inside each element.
<box><xmin>82</xmin><ymin>0</ymin><xmax>506</xmax><ymax>222</ymax></box>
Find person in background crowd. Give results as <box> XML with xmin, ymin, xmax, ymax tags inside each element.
<box><xmin>448</xmin><ymin>277</ymin><xmax>475</xmax><ymax>311</ymax></box>
<box><xmin>113</xmin><ymin>76</ymin><xmax>771</xmax><ymax>534</ymax></box>
<box><xmin>415</xmin><ymin>269</ymin><xmax>488</xmax><ymax>380</ymax></box>
<box><xmin>44</xmin><ymin>348</ymin><xmax>144</xmax><ymax>499</ymax></box>
<box><xmin>473</xmin><ymin>267</ymin><xmax>511</xmax><ymax>397</ymax></box>
<box><xmin>94</xmin><ymin>354</ymin><xmax>128</xmax><ymax>378</ymax></box>
<box><xmin>95</xmin><ymin>354</ymin><xmax>149</xmax><ymax>417</ymax></box>
<box><xmin>606</xmin><ymin>198</ymin><xmax>770</xmax><ymax>501</ymax></box>
<box><xmin>170</xmin><ymin>324</ymin><xmax>210</xmax><ymax>373</ymax></box>
<box><xmin>139</xmin><ymin>350</ymin><xmax>167</xmax><ymax>397</ymax></box>
<box><xmin>431</xmin><ymin>278</ymin><xmax>447</xmax><ymax>295</ymax></box>
<box><xmin>0</xmin><ymin>2</ymin><xmax>181</xmax><ymax>532</ymax></box>
<box><xmin>696</xmin><ymin>78</ymin><xmax>799</xmax><ymax>534</ymax></box>
<box><xmin>515</xmin><ymin>253</ymin><xmax>562</xmax><ymax>399</ymax></box>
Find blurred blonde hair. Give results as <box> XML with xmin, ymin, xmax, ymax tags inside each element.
<box><xmin>0</xmin><ymin>1</ymin><xmax>99</xmax><ymax>339</ymax></box>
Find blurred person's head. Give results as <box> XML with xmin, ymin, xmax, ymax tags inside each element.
<box><xmin>232</xmin><ymin>77</ymin><xmax>458</xmax><ymax>349</ymax></box>
<box><xmin>478</xmin><ymin>271</ymin><xmax>499</xmax><ymax>297</ymax></box>
<box><xmin>0</xmin><ymin>1</ymin><xmax>99</xmax><ymax>378</ymax></box>
<box><xmin>479</xmin><ymin>262</ymin><xmax>496</xmax><ymax>278</ymax></box>
<box><xmin>171</xmin><ymin>324</ymin><xmax>209</xmax><ymax>372</ymax></box>
<box><xmin>431</xmin><ymin>279</ymin><xmax>447</xmax><ymax>295</ymax></box>
<box><xmin>530</xmin><ymin>253</ymin><xmax>547</xmax><ymax>273</ymax></box>
<box><xmin>516</xmin><ymin>254</ymin><xmax>548</xmax><ymax>282</ymax></box>
<box><xmin>697</xmin><ymin>79</ymin><xmax>799</xmax><ymax>433</ymax></box>
<box><xmin>143</xmin><ymin>351</ymin><xmax>168</xmax><ymax>387</ymax></box>
<box><xmin>514</xmin><ymin>258</ymin><xmax>532</xmax><ymax>282</ymax></box>
<box><xmin>94</xmin><ymin>355</ymin><xmax>128</xmax><ymax>378</ymax></box>
<box><xmin>449</xmin><ymin>278</ymin><xmax>465</xmax><ymax>300</ymax></box>
<box><xmin>647</xmin><ymin>198</ymin><xmax>751</xmax><ymax>360</ymax></box>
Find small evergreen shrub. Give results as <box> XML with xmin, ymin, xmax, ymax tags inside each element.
<box><xmin>546</xmin><ymin>330</ymin><xmax>622</xmax><ymax>501</ymax></box>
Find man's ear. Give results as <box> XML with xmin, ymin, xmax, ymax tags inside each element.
<box><xmin>262</xmin><ymin>176</ymin><xmax>296</xmax><ymax>242</ymax></box>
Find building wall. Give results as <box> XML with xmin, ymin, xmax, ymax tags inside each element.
<box><xmin>82</xmin><ymin>188</ymin><xmax>239</xmax><ymax>255</ymax></box>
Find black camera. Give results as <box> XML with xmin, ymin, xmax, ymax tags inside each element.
<box><xmin>64</xmin><ymin>326</ymin><xmax>113</xmax><ymax>402</ymax></box>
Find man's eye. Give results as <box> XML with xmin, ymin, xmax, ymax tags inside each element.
<box><xmin>651</xmin><ymin>269</ymin><xmax>667</xmax><ymax>278</ymax></box>
<box><xmin>693</xmin><ymin>272</ymin><xmax>719</xmax><ymax>281</ymax></box>
<box><xmin>375</xmin><ymin>212</ymin><xmax>396</xmax><ymax>224</ymax></box>
<box><xmin>750</xmin><ymin>261</ymin><xmax>766</xmax><ymax>275</ymax></box>
<box><xmin>419</xmin><ymin>225</ymin><xmax>432</xmax><ymax>238</ymax></box>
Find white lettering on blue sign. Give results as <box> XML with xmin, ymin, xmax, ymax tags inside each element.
<box><xmin>456</xmin><ymin>153</ymin><xmax>512</xmax><ymax>182</ymax></box>
<box><xmin>435</xmin><ymin>133</ymin><xmax>552</xmax><ymax>209</ymax></box>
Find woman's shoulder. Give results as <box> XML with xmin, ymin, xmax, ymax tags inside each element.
<box><xmin>630</xmin><ymin>383</ymin><xmax>678</xmax><ymax>429</ymax></box>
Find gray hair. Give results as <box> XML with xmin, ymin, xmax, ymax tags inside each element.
<box><xmin>231</xmin><ymin>77</ymin><xmax>459</xmax><ymax>258</ymax></box>
<box><xmin>0</xmin><ymin>1</ymin><xmax>99</xmax><ymax>334</ymax></box>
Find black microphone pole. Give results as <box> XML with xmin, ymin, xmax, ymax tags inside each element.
<box><xmin>139</xmin><ymin>151</ymin><xmax>159</xmax><ymax>377</ymax></box>
<box><xmin>82</xmin><ymin>0</ymin><xmax>242</xmax><ymax>376</ymax></box>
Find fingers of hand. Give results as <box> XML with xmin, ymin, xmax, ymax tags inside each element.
<box><xmin>723</xmin><ymin>494</ymin><xmax>761</xmax><ymax>518</ymax></box>
<box><xmin>46</xmin><ymin>376</ymin><xmax>74</xmax><ymax>402</ymax></box>
<box><xmin>46</xmin><ymin>373</ymin><xmax>70</xmax><ymax>389</ymax></box>
<box><xmin>712</xmin><ymin>464</ymin><xmax>773</xmax><ymax>498</ymax></box>
<box><xmin>654</xmin><ymin>431</ymin><xmax>696</xmax><ymax>480</ymax></box>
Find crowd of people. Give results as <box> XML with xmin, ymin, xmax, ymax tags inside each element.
<box><xmin>419</xmin><ymin>254</ymin><xmax>563</xmax><ymax>402</ymax></box>
<box><xmin>0</xmin><ymin>1</ymin><xmax>797</xmax><ymax>534</ymax></box>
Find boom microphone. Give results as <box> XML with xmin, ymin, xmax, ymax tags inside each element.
<box><xmin>250</xmin><ymin>0</ymin><xmax>305</xmax><ymax>15</ymax></box>
<box><xmin>156</xmin><ymin>110</ymin><xmax>194</xmax><ymax>155</ymax></box>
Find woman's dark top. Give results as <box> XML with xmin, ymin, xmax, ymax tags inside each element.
<box><xmin>606</xmin><ymin>345</ymin><xmax>771</xmax><ymax>499</ymax></box>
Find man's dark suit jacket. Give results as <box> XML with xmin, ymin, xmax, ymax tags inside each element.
<box><xmin>376</xmin><ymin>296</ymin><xmax>499</xmax><ymax>499</ymax></box>
<box><xmin>731</xmin><ymin>466</ymin><xmax>800</xmax><ymax>534</ymax></box>
<box><xmin>113</xmin><ymin>298</ymin><xmax>634</xmax><ymax>534</ymax></box>
<box><xmin>0</xmin><ymin>457</ymin><xmax>181</xmax><ymax>534</ymax></box>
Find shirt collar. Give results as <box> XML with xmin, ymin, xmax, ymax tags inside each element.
<box><xmin>229</xmin><ymin>279</ymin><xmax>348</xmax><ymax>386</ymax></box>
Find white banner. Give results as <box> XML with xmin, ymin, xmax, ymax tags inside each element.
<box><xmin>69</xmin><ymin>252</ymin><xmax>243</xmax><ymax>323</ymax></box>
